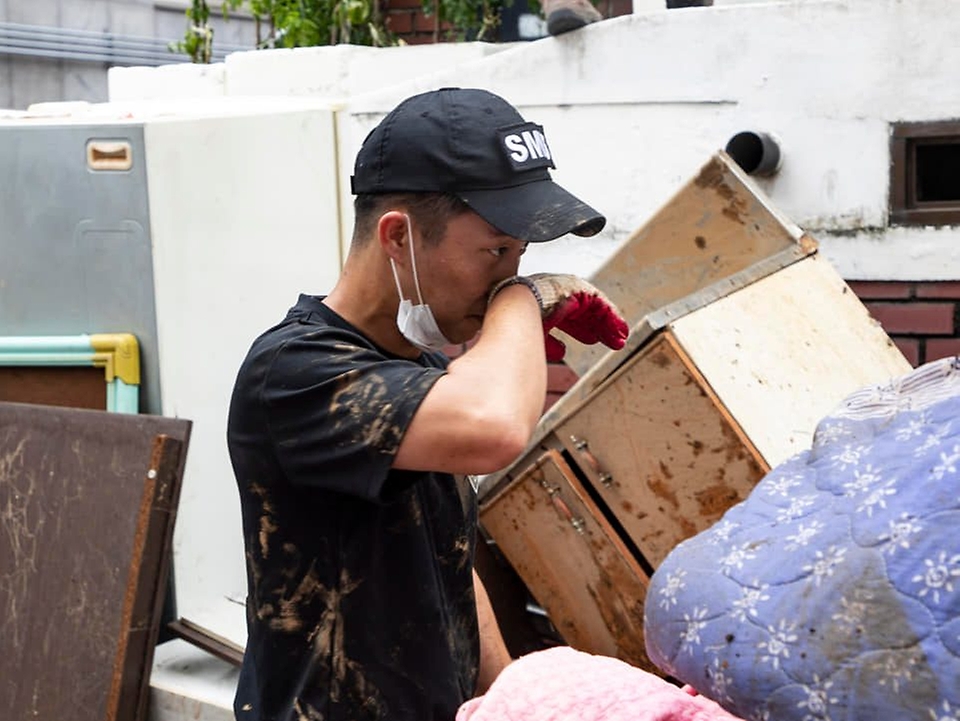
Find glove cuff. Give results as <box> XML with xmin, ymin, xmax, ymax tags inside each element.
<box><xmin>487</xmin><ymin>276</ymin><xmax>544</xmax><ymax>313</ymax></box>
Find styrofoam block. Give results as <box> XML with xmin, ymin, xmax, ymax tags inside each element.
<box><xmin>13</xmin><ymin>95</ymin><xmax>334</xmax><ymax>122</ymax></box>
<box><xmin>108</xmin><ymin>62</ymin><xmax>227</xmax><ymax>101</ymax></box>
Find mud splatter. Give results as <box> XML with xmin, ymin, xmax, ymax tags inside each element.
<box><xmin>269</xmin><ymin>567</ymin><xmax>327</xmax><ymax>634</ymax></box>
<box><xmin>250</xmin><ymin>483</ymin><xmax>278</xmax><ymax>560</ymax></box>
<box><xmin>694</xmin><ymin>158</ymin><xmax>725</xmax><ymax>190</ymax></box>
<box><xmin>647</xmin><ymin>475</ymin><xmax>679</xmax><ymax>509</ymax></box>
<box><xmin>650</xmin><ymin>351</ymin><xmax>672</xmax><ymax>369</ymax></box>
<box><xmin>692</xmin><ymin>157</ymin><xmax>749</xmax><ymax>225</ymax></box>
<box><xmin>330</xmin><ymin>371</ymin><xmax>405</xmax><ymax>451</ymax></box>
<box><xmin>292</xmin><ymin>698</ymin><xmax>324</xmax><ymax>720</ymax></box>
<box><xmin>306</xmin><ymin>568</ymin><xmax>386</xmax><ymax>718</ymax></box>
<box><xmin>658</xmin><ymin>460</ymin><xmax>674</xmax><ymax>481</ymax></box>
<box><xmin>587</xmin><ymin>565</ymin><xmax>655</xmax><ymax>673</ymax></box>
<box><xmin>694</xmin><ymin>483</ymin><xmax>741</xmax><ymax>519</ymax></box>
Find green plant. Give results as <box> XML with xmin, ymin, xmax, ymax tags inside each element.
<box><xmin>224</xmin><ymin>0</ymin><xmax>397</xmax><ymax>47</ymax></box>
<box><xmin>170</xmin><ymin>0</ymin><xmax>215</xmax><ymax>63</ymax></box>
<box><xmin>424</xmin><ymin>0</ymin><xmax>513</xmax><ymax>42</ymax></box>
<box><xmin>171</xmin><ymin>0</ymin><xmax>534</xmax><ymax>61</ymax></box>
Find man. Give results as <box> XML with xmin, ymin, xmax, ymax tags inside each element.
<box><xmin>227</xmin><ymin>87</ymin><xmax>628</xmax><ymax>721</ymax></box>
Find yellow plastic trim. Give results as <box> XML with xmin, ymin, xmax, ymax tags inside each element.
<box><xmin>90</xmin><ymin>333</ymin><xmax>141</xmax><ymax>385</ymax></box>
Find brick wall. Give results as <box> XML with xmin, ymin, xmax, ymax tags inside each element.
<box><xmin>848</xmin><ymin>280</ymin><xmax>960</xmax><ymax>368</ymax></box>
<box><xmin>382</xmin><ymin>0</ymin><xmax>632</xmax><ymax>44</ymax></box>
<box><xmin>383</xmin><ymin>0</ymin><xmax>454</xmax><ymax>43</ymax></box>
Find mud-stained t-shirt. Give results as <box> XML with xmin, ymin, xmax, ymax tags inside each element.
<box><xmin>227</xmin><ymin>294</ymin><xmax>480</xmax><ymax>721</ymax></box>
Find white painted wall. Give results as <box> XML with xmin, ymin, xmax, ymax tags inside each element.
<box><xmin>224</xmin><ymin>42</ymin><xmax>515</xmax><ymax>100</ymax></box>
<box><xmin>110</xmin><ymin>0</ymin><xmax>960</xmax><ymax>282</ymax></box>
<box><xmin>107</xmin><ymin>42</ymin><xmax>516</xmax><ymax>103</ymax></box>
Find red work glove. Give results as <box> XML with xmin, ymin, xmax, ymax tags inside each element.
<box><xmin>489</xmin><ymin>274</ymin><xmax>629</xmax><ymax>362</ymax></box>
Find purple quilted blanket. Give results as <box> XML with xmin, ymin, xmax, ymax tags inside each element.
<box><xmin>644</xmin><ymin>357</ymin><xmax>960</xmax><ymax>721</ymax></box>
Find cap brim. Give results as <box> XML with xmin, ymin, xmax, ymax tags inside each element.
<box><xmin>458</xmin><ymin>180</ymin><xmax>606</xmax><ymax>243</ymax></box>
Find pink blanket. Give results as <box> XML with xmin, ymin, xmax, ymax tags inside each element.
<box><xmin>457</xmin><ymin>647</ymin><xmax>745</xmax><ymax>721</ymax></box>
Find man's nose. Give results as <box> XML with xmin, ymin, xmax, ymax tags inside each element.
<box><xmin>496</xmin><ymin>260</ymin><xmax>521</xmax><ymax>284</ymax></box>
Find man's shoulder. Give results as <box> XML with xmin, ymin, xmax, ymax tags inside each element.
<box><xmin>252</xmin><ymin>296</ymin><xmax>368</xmax><ymax>353</ymax></box>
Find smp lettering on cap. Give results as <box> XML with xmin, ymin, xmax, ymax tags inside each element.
<box><xmin>498</xmin><ymin>123</ymin><xmax>556</xmax><ymax>172</ymax></box>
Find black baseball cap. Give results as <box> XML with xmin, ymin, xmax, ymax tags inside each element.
<box><xmin>350</xmin><ymin>87</ymin><xmax>606</xmax><ymax>242</ymax></box>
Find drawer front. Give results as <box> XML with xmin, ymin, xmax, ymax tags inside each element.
<box><xmin>558</xmin><ymin>332</ymin><xmax>767</xmax><ymax>568</ymax></box>
<box><xmin>479</xmin><ymin>449</ymin><xmax>655</xmax><ymax>672</ymax></box>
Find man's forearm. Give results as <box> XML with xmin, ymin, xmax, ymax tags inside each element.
<box><xmin>473</xmin><ymin>569</ymin><xmax>512</xmax><ymax>696</ymax></box>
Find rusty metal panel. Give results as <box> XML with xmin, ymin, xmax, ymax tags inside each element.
<box><xmin>556</xmin><ymin>332</ymin><xmax>768</xmax><ymax>569</ymax></box>
<box><xmin>479</xmin><ymin>449</ymin><xmax>655</xmax><ymax>673</ymax></box>
<box><xmin>0</xmin><ymin>401</ymin><xmax>191</xmax><ymax>721</ymax></box>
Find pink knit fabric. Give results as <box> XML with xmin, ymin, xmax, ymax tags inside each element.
<box><xmin>457</xmin><ymin>646</ymin><xmax>745</xmax><ymax>721</ymax></box>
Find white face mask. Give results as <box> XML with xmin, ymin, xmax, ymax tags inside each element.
<box><xmin>389</xmin><ymin>214</ymin><xmax>452</xmax><ymax>352</ymax></box>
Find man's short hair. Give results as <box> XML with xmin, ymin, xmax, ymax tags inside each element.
<box><xmin>351</xmin><ymin>192</ymin><xmax>470</xmax><ymax>248</ymax></box>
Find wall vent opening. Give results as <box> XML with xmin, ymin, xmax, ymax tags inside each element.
<box><xmin>890</xmin><ymin>120</ymin><xmax>960</xmax><ymax>225</ymax></box>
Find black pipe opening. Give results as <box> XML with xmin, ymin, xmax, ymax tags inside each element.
<box><xmin>725</xmin><ymin>131</ymin><xmax>782</xmax><ymax>176</ymax></box>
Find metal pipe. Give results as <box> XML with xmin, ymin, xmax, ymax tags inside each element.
<box><xmin>1</xmin><ymin>27</ymin><xmax>176</xmax><ymax>53</ymax></box>
<box><xmin>0</xmin><ymin>21</ymin><xmax>247</xmax><ymax>66</ymax></box>
<box><xmin>725</xmin><ymin>130</ymin><xmax>783</xmax><ymax>177</ymax></box>
<box><xmin>0</xmin><ymin>35</ymin><xmax>179</xmax><ymax>64</ymax></box>
<box><xmin>0</xmin><ymin>44</ymin><xmax>171</xmax><ymax>66</ymax></box>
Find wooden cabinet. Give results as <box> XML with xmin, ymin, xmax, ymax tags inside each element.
<box><xmin>554</xmin><ymin>332</ymin><xmax>766</xmax><ymax>570</ymax></box>
<box><xmin>478</xmin><ymin>152</ymin><xmax>911</xmax><ymax>670</ymax></box>
<box><xmin>481</xmin><ymin>450</ymin><xmax>654</xmax><ymax>671</ymax></box>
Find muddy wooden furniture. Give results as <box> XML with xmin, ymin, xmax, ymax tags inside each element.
<box><xmin>0</xmin><ymin>402</ymin><xmax>191</xmax><ymax>721</ymax></box>
<box><xmin>478</xmin><ymin>152</ymin><xmax>911</xmax><ymax>671</ymax></box>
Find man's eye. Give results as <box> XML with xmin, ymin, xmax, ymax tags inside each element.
<box><xmin>488</xmin><ymin>243</ymin><xmax>527</xmax><ymax>258</ymax></box>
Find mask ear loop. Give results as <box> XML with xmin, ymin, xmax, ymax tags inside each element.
<box><xmin>389</xmin><ymin>257</ymin><xmax>405</xmax><ymax>301</ymax></box>
<box><xmin>404</xmin><ymin>214</ymin><xmax>427</xmax><ymax>306</ymax></box>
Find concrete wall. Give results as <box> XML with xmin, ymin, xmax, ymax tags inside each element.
<box><xmin>0</xmin><ymin>0</ymin><xmax>256</xmax><ymax>109</ymax></box>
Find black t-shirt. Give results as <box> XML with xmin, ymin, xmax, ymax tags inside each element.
<box><xmin>227</xmin><ymin>294</ymin><xmax>480</xmax><ymax>721</ymax></box>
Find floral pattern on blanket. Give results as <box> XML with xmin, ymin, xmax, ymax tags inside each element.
<box><xmin>644</xmin><ymin>356</ymin><xmax>960</xmax><ymax>721</ymax></box>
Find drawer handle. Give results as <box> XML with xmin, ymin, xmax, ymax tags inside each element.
<box><xmin>86</xmin><ymin>140</ymin><xmax>133</xmax><ymax>171</ymax></box>
<box><xmin>539</xmin><ymin>478</ymin><xmax>560</xmax><ymax>496</ymax></box>
<box><xmin>540</xmin><ymin>478</ymin><xmax>586</xmax><ymax>535</ymax></box>
<box><xmin>570</xmin><ymin>436</ymin><xmax>615</xmax><ymax>488</ymax></box>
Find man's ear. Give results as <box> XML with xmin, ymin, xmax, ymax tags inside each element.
<box><xmin>377</xmin><ymin>211</ymin><xmax>410</xmax><ymax>263</ymax></box>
